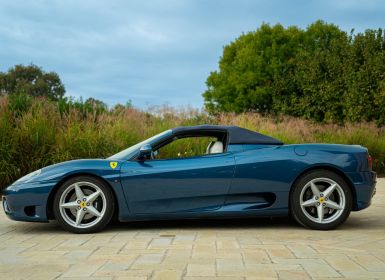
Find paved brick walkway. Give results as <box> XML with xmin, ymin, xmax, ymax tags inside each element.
<box><xmin>0</xmin><ymin>179</ymin><xmax>384</xmax><ymax>280</ymax></box>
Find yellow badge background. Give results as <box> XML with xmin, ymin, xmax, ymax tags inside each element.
<box><xmin>110</xmin><ymin>162</ymin><xmax>118</xmax><ymax>169</ymax></box>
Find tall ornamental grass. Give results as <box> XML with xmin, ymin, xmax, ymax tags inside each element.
<box><xmin>0</xmin><ymin>95</ymin><xmax>384</xmax><ymax>190</ymax></box>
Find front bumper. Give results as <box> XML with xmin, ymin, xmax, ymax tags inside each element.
<box><xmin>2</xmin><ymin>181</ymin><xmax>56</xmax><ymax>222</ymax></box>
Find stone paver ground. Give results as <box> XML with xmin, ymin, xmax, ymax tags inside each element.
<box><xmin>0</xmin><ymin>179</ymin><xmax>384</xmax><ymax>280</ymax></box>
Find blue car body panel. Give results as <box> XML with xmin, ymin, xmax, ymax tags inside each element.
<box><xmin>3</xmin><ymin>159</ymin><xmax>128</xmax><ymax>222</ymax></box>
<box><xmin>120</xmin><ymin>152</ymin><xmax>235</xmax><ymax>215</ymax></box>
<box><xmin>2</xmin><ymin>126</ymin><xmax>377</xmax><ymax>224</ymax></box>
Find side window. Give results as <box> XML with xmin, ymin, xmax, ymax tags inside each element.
<box><xmin>155</xmin><ymin>136</ymin><xmax>221</xmax><ymax>160</ymax></box>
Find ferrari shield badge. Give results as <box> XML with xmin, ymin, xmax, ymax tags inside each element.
<box><xmin>110</xmin><ymin>162</ymin><xmax>118</xmax><ymax>169</ymax></box>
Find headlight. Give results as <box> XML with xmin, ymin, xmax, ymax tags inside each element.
<box><xmin>14</xmin><ymin>169</ymin><xmax>42</xmax><ymax>184</ymax></box>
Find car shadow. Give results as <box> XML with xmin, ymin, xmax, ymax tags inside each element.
<box><xmin>7</xmin><ymin>214</ymin><xmax>383</xmax><ymax>234</ymax></box>
<box><xmin>108</xmin><ymin>216</ymin><xmax>299</xmax><ymax>231</ymax></box>
<box><xmin>9</xmin><ymin>216</ymin><xmax>300</xmax><ymax>234</ymax></box>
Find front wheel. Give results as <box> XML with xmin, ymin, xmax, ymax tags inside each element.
<box><xmin>53</xmin><ymin>176</ymin><xmax>114</xmax><ymax>233</ymax></box>
<box><xmin>290</xmin><ymin>170</ymin><xmax>352</xmax><ymax>230</ymax></box>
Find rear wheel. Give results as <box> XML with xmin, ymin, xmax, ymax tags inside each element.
<box><xmin>290</xmin><ymin>170</ymin><xmax>352</xmax><ymax>230</ymax></box>
<box><xmin>53</xmin><ymin>176</ymin><xmax>114</xmax><ymax>233</ymax></box>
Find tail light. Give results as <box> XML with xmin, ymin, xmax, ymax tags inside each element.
<box><xmin>368</xmin><ymin>154</ymin><xmax>373</xmax><ymax>170</ymax></box>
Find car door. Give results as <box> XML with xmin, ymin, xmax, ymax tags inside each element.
<box><xmin>120</xmin><ymin>152</ymin><xmax>235</xmax><ymax>214</ymax></box>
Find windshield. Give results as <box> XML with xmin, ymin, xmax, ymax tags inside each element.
<box><xmin>107</xmin><ymin>129</ymin><xmax>172</xmax><ymax>160</ymax></box>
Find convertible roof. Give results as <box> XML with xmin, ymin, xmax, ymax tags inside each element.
<box><xmin>172</xmin><ymin>125</ymin><xmax>283</xmax><ymax>145</ymax></box>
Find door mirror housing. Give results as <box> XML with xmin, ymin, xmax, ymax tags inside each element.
<box><xmin>139</xmin><ymin>144</ymin><xmax>153</xmax><ymax>159</ymax></box>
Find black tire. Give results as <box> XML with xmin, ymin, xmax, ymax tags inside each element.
<box><xmin>290</xmin><ymin>170</ymin><xmax>352</xmax><ymax>230</ymax></box>
<box><xmin>53</xmin><ymin>175</ymin><xmax>114</xmax><ymax>233</ymax></box>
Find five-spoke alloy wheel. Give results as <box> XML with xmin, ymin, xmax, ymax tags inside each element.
<box><xmin>54</xmin><ymin>176</ymin><xmax>114</xmax><ymax>233</ymax></box>
<box><xmin>290</xmin><ymin>170</ymin><xmax>352</xmax><ymax>230</ymax></box>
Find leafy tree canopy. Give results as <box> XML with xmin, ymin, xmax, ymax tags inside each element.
<box><xmin>203</xmin><ymin>20</ymin><xmax>385</xmax><ymax>124</ymax></box>
<box><xmin>0</xmin><ymin>64</ymin><xmax>65</xmax><ymax>100</ymax></box>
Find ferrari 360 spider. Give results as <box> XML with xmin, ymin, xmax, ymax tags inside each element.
<box><xmin>2</xmin><ymin>125</ymin><xmax>376</xmax><ymax>233</ymax></box>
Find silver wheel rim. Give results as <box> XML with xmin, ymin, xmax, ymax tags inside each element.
<box><xmin>59</xmin><ymin>181</ymin><xmax>106</xmax><ymax>229</ymax></box>
<box><xmin>300</xmin><ymin>177</ymin><xmax>346</xmax><ymax>224</ymax></box>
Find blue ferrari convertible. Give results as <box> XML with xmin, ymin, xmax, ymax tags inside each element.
<box><xmin>2</xmin><ymin>125</ymin><xmax>377</xmax><ymax>233</ymax></box>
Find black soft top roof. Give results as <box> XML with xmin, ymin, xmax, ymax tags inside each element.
<box><xmin>172</xmin><ymin>125</ymin><xmax>283</xmax><ymax>145</ymax></box>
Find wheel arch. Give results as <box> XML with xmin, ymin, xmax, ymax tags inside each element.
<box><xmin>289</xmin><ymin>165</ymin><xmax>358</xmax><ymax>211</ymax></box>
<box><xmin>46</xmin><ymin>172</ymin><xmax>119</xmax><ymax>220</ymax></box>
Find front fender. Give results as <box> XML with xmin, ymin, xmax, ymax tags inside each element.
<box><xmin>4</xmin><ymin>159</ymin><xmax>130</xmax><ymax>222</ymax></box>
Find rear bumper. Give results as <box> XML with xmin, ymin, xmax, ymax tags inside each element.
<box><xmin>2</xmin><ymin>181</ymin><xmax>55</xmax><ymax>222</ymax></box>
<box><xmin>348</xmin><ymin>171</ymin><xmax>377</xmax><ymax>211</ymax></box>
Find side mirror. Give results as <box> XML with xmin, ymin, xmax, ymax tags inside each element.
<box><xmin>139</xmin><ymin>144</ymin><xmax>153</xmax><ymax>159</ymax></box>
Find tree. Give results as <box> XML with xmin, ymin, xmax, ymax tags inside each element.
<box><xmin>0</xmin><ymin>64</ymin><xmax>65</xmax><ymax>100</ymax></box>
<box><xmin>344</xmin><ymin>29</ymin><xmax>385</xmax><ymax>122</ymax></box>
<box><xmin>203</xmin><ymin>23</ymin><xmax>302</xmax><ymax>114</ymax></box>
<box><xmin>290</xmin><ymin>21</ymin><xmax>350</xmax><ymax>122</ymax></box>
<box><xmin>203</xmin><ymin>21</ymin><xmax>385</xmax><ymax>124</ymax></box>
